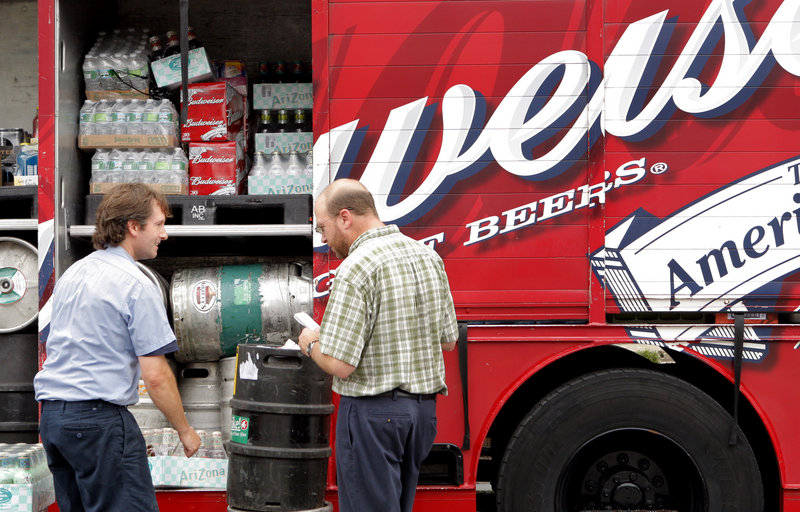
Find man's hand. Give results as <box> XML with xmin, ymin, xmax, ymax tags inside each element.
<box><xmin>178</xmin><ymin>426</ymin><xmax>201</xmax><ymax>458</ymax></box>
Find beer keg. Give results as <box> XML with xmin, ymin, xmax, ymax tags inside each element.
<box><xmin>170</xmin><ymin>263</ymin><xmax>312</xmax><ymax>363</ymax></box>
<box><xmin>0</xmin><ymin>237</ymin><xmax>38</xmax><ymax>333</ymax></box>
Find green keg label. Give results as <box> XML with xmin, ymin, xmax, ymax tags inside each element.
<box><xmin>220</xmin><ymin>265</ymin><xmax>263</xmax><ymax>355</ymax></box>
<box><xmin>231</xmin><ymin>415</ymin><xmax>250</xmax><ymax>444</ymax></box>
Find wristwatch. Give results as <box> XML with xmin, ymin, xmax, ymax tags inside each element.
<box><xmin>307</xmin><ymin>340</ymin><xmax>318</xmax><ymax>357</ymax></box>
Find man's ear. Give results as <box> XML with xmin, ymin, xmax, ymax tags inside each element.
<box><xmin>339</xmin><ymin>208</ymin><xmax>353</xmax><ymax>227</ymax></box>
<box><xmin>127</xmin><ymin>219</ymin><xmax>140</xmax><ymax>237</ymax></box>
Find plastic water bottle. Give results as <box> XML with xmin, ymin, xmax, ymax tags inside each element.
<box><xmin>94</xmin><ymin>99</ymin><xmax>112</xmax><ymax>135</ymax></box>
<box><xmin>154</xmin><ymin>149</ymin><xmax>172</xmax><ymax>184</ymax></box>
<box><xmin>108</xmin><ymin>148</ymin><xmax>124</xmax><ymax>173</ymax></box>
<box><xmin>110</xmin><ymin>99</ymin><xmax>128</xmax><ymax>135</ymax></box>
<box><xmin>79</xmin><ymin>100</ymin><xmax>97</xmax><ymax>136</ymax></box>
<box><xmin>170</xmin><ymin>148</ymin><xmax>188</xmax><ymax>172</ymax></box>
<box><xmin>123</xmin><ymin>149</ymin><xmax>140</xmax><ymax>181</ymax></box>
<box><xmin>98</xmin><ymin>52</ymin><xmax>115</xmax><ymax>91</ymax></box>
<box><xmin>142</xmin><ymin>99</ymin><xmax>159</xmax><ymax>135</ymax></box>
<box><xmin>157</xmin><ymin>100</ymin><xmax>176</xmax><ymax>138</ymax></box>
<box><xmin>138</xmin><ymin>149</ymin><xmax>157</xmax><ymax>171</ymax></box>
<box><xmin>126</xmin><ymin>99</ymin><xmax>144</xmax><ymax>135</ymax></box>
<box><xmin>91</xmin><ymin>148</ymin><xmax>110</xmax><ymax>172</ymax></box>
<box><xmin>83</xmin><ymin>53</ymin><xmax>100</xmax><ymax>91</ymax></box>
<box><xmin>170</xmin><ymin>148</ymin><xmax>189</xmax><ymax>185</ymax></box>
<box><xmin>130</xmin><ymin>51</ymin><xmax>149</xmax><ymax>90</ymax></box>
<box><xmin>111</xmin><ymin>52</ymin><xmax>127</xmax><ymax>90</ymax></box>
<box><xmin>267</xmin><ymin>151</ymin><xmax>284</xmax><ymax>177</ymax></box>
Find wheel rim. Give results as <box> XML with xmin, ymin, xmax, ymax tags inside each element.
<box><xmin>556</xmin><ymin>428</ymin><xmax>706</xmax><ymax>511</ymax></box>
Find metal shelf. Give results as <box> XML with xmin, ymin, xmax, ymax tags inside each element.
<box><xmin>69</xmin><ymin>224</ymin><xmax>313</xmax><ymax>237</ymax></box>
<box><xmin>0</xmin><ymin>219</ymin><xmax>38</xmax><ymax>231</ymax></box>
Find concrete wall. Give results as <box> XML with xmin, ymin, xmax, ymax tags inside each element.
<box><xmin>0</xmin><ymin>0</ymin><xmax>38</xmax><ymax>135</ymax></box>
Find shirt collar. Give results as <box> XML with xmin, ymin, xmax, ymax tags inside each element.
<box><xmin>104</xmin><ymin>244</ymin><xmax>136</xmax><ymax>264</ymax></box>
<box><xmin>349</xmin><ymin>224</ymin><xmax>399</xmax><ymax>254</ymax></box>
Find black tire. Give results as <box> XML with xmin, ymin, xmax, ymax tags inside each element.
<box><xmin>495</xmin><ymin>368</ymin><xmax>763</xmax><ymax>511</ymax></box>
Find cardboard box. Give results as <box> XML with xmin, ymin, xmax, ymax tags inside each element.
<box><xmin>255</xmin><ymin>132</ymin><xmax>313</xmax><ymax>154</ymax></box>
<box><xmin>79</xmin><ymin>134</ymin><xmax>180</xmax><ymax>150</ymax></box>
<box><xmin>86</xmin><ymin>89</ymin><xmax>149</xmax><ymax>101</ymax></box>
<box><xmin>181</xmin><ymin>82</ymin><xmax>245</xmax><ymax>143</ymax></box>
<box><xmin>188</xmin><ymin>139</ymin><xmax>246</xmax><ymax>195</ymax></box>
<box><xmin>252</xmin><ymin>83</ymin><xmax>312</xmax><ymax>110</ymax></box>
<box><xmin>248</xmin><ymin>174</ymin><xmax>312</xmax><ymax>195</ymax></box>
<box><xmin>89</xmin><ymin>182</ymin><xmax>187</xmax><ymax>195</ymax></box>
<box><xmin>147</xmin><ymin>456</ymin><xmax>227</xmax><ymax>489</ymax></box>
<box><xmin>13</xmin><ymin>175</ymin><xmax>38</xmax><ymax>186</ymax></box>
<box><xmin>0</xmin><ymin>476</ymin><xmax>55</xmax><ymax>512</ymax></box>
<box><xmin>151</xmin><ymin>48</ymin><xmax>216</xmax><ymax>90</ymax></box>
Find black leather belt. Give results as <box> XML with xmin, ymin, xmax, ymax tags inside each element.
<box><xmin>373</xmin><ymin>389</ymin><xmax>437</xmax><ymax>401</ymax></box>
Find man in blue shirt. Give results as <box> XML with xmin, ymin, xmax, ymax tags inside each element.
<box><xmin>34</xmin><ymin>183</ymin><xmax>200</xmax><ymax>512</ymax></box>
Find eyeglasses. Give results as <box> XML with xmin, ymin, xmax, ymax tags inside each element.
<box><xmin>314</xmin><ymin>207</ymin><xmax>353</xmax><ymax>235</ymax></box>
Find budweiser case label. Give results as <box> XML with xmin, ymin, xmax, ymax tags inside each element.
<box><xmin>188</xmin><ymin>140</ymin><xmax>245</xmax><ymax>195</ymax></box>
<box><xmin>182</xmin><ymin>82</ymin><xmax>245</xmax><ymax>143</ymax></box>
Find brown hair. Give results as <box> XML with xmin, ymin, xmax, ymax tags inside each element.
<box><xmin>323</xmin><ymin>179</ymin><xmax>378</xmax><ymax>217</ymax></box>
<box><xmin>92</xmin><ymin>183</ymin><xmax>172</xmax><ymax>250</ymax></box>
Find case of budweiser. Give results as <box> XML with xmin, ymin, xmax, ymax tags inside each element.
<box><xmin>181</xmin><ymin>82</ymin><xmax>245</xmax><ymax>144</ymax></box>
<box><xmin>187</xmin><ymin>137</ymin><xmax>246</xmax><ymax>196</ymax></box>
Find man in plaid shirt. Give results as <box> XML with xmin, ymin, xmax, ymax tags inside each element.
<box><xmin>298</xmin><ymin>178</ymin><xmax>458</xmax><ymax>512</ymax></box>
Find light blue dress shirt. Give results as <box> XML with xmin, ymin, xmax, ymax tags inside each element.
<box><xmin>34</xmin><ymin>245</ymin><xmax>176</xmax><ymax>406</ymax></box>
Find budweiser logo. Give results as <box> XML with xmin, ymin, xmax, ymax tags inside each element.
<box><xmin>314</xmin><ymin>0</ymin><xmax>800</xmax><ymax>227</ymax></box>
<box><xmin>190</xmin><ymin>154</ymin><xmax>235</xmax><ymax>164</ymax></box>
<box><xmin>184</xmin><ymin>118</ymin><xmax>223</xmax><ymax>127</ymax></box>
<box><xmin>189</xmin><ymin>176</ymin><xmax>234</xmax><ymax>185</ymax></box>
<box><xmin>188</xmin><ymin>96</ymin><xmax>224</xmax><ymax>106</ymax></box>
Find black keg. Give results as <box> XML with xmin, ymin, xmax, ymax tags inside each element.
<box><xmin>226</xmin><ymin>344</ymin><xmax>333</xmax><ymax>511</ymax></box>
<box><xmin>0</xmin><ymin>333</ymin><xmax>39</xmax><ymax>442</ymax></box>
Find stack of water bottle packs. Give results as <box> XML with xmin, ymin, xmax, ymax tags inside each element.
<box><xmin>82</xmin><ymin>28</ymin><xmax>151</xmax><ymax>100</ymax></box>
<box><xmin>79</xmin><ymin>98</ymin><xmax>188</xmax><ymax>194</ymax></box>
<box><xmin>248</xmin><ymin>149</ymin><xmax>313</xmax><ymax>195</ymax></box>
<box><xmin>89</xmin><ymin>147</ymin><xmax>189</xmax><ymax>195</ymax></box>
<box><xmin>79</xmin><ymin>98</ymin><xmax>180</xmax><ymax>148</ymax></box>
<box><xmin>0</xmin><ymin>443</ymin><xmax>55</xmax><ymax>512</ymax></box>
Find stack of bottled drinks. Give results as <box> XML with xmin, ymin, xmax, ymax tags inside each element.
<box><xmin>82</xmin><ymin>28</ymin><xmax>151</xmax><ymax>93</ymax></box>
<box><xmin>249</xmin><ymin>150</ymin><xmax>313</xmax><ymax>181</ymax></box>
<box><xmin>142</xmin><ymin>428</ymin><xmax>227</xmax><ymax>459</ymax></box>
<box><xmin>90</xmin><ymin>148</ymin><xmax>189</xmax><ymax>187</ymax></box>
<box><xmin>80</xmin><ymin>98</ymin><xmax>179</xmax><ymax>138</ymax></box>
<box><xmin>0</xmin><ymin>443</ymin><xmax>51</xmax><ymax>485</ymax></box>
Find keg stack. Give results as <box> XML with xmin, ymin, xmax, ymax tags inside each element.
<box><xmin>130</xmin><ymin>263</ymin><xmax>312</xmax><ymax>439</ymax></box>
<box><xmin>0</xmin><ymin>188</ymin><xmax>40</xmax><ymax>444</ymax></box>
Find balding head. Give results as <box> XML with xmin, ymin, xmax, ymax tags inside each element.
<box><xmin>318</xmin><ymin>179</ymin><xmax>379</xmax><ymax>219</ymax></box>
<box><xmin>315</xmin><ymin>179</ymin><xmax>384</xmax><ymax>258</ymax></box>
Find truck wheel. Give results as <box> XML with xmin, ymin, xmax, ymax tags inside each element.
<box><xmin>495</xmin><ymin>368</ymin><xmax>763</xmax><ymax>511</ymax></box>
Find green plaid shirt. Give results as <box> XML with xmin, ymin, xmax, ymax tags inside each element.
<box><xmin>319</xmin><ymin>225</ymin><xmax>459</xmax><ymax>397</ymax></box>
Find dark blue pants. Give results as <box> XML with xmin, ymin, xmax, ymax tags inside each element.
<box><xmin>336</xmin><ymin>393</ymin><xmax>437</xmax><ymax>512</ymax></box>
<box><xmin>39</xmin><ymin>400</ymin><xmax>158</xmax><ymax>512</ymax></box>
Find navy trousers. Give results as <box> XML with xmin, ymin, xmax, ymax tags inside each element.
<box><xmin>336</xmin><ymin>393</ymin><xmax>437</xmax><ymax>512</ymax></box>
<box><xmin>39</xmin><ymin>400</ymin><xmax>158</xmax><ymax>512</ymax></box>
